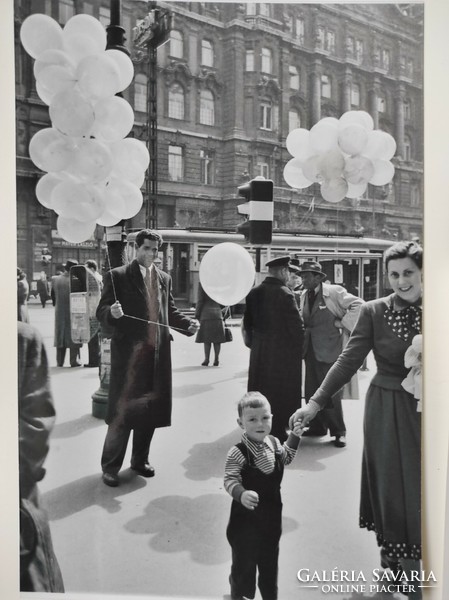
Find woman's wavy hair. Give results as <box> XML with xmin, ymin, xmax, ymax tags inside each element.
<box><xmin>384</xmin><ymin>240</ymin><xmax>423</xmax><ymax>271</ymax></box>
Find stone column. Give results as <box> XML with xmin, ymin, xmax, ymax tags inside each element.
<box><xmin>394</xmin><ymin>83</ymin><xmax>406</xmax><ymax>159</ymax></box>
<box><xmin>341</xmin><ymin>67</ymin><xmax>352</xmax><ymax>113</ymax></box>
<box><xmin>310</xmin><ymin>60</ymin><xmax>321</xmax><ymax>125</ymax></box>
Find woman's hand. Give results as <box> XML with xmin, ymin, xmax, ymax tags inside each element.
<box><xmin>289</xmin><ymin>400</ymin><xmax>320</xmax><ymax>430</ymax></box>
<box><xmin>241</xmin><ymin>490</ymin><xmax>259</xmax><ymax>511</ymax></box>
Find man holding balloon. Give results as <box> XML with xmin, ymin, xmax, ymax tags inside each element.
<box><xmin>242</xmin><ymin>256</ymin><xmax>304</xmax><ymax>442</ymax></box>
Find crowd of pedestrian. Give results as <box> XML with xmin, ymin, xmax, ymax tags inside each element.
<box><xmin>16</xmin><ymin>231</ymin><xmax>423</xmax><ymax>600</ymax></box>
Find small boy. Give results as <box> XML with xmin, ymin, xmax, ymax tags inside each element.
<box><xmin>224</xmin><ymin>392</ymin><xmax>303</xmax><ymax>600</ymax></box>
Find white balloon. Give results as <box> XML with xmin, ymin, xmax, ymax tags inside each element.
<box><xmin>321</xmin><ymin>178</ymin><xmax>348</xmax><ymax>203</ymax></box>
<box><xmin>76</xmin><ymin>53</ymin><xmax>122</xmax><ymax>100</ymax></box>
<box><xmin>52</xmin><ymin>180</ymin><xmax>92</xmax><ymax>218</ymax></box>
<box><xmin>338</xmin><ymin>123</ymin><xmax>369</xmax><ymax>155</ymax></box>
<box><xmin>363</xmin><ymin>130</ymin><xmax>397</xmax><ymax>161</ymax></box>
<box><xmin>104</xmin><ymin>179</ymin><xmax>143</xmax><ymax>219</ymax></box>
<box><xmin>50</xmin><ymin>88</ymin><xmax>95</xmax><ymax>137</ymax></box>
<box><xmin>57</xmin><ymin>215</ymin><xmax>97</xmax><ymax>243</ymax></box>
<box><xmin>343</xmin><ymin>155</ymin><xmax>375</xmax><ymax>185</ymax></box>
<box><xmin>36</xmin><ymin>173</ymin><xmax>66</xmax><ymax>208</ymax></box>
<box><xmin>369</xmin><ymin>160</ymin><xmax>395</xmax><ymax>186</ymax></box>
<box><xmin>62</xmin><ymin>14</ymin><xmax>107</xmax><ymax>64</ymax></box>
<box><xmin>317</xmin><ymin>149</ymin><xmax>345</xmax><ymax>181</ymax></box>
<box><xmin>36</xmin><ymin>82</ymin><xmax>54</xmax><ymax>105</ymax></box>
<box><xmin>92</xmin><ymin>96</ymin><xmax>135</xmax><ymax>142</ymax></box>
<box><xmin>339</xmin><ymin>110</ymin><xmax>374</xmax><ymax>132</ymax></box>
<box><xmin>96</xmin><ymin>210</ymin><xmax>122</xmax><ymax>227</ymax></box>
<box><xmin>302</xmin><ymin>155</ymin><xmax>322</xmax><ymax>183</ymax></box>
<box><xmin>34</xmin><ymin>49</ymin><xmax>76</xmax><ymax>78</ymax></box>
<box><xmin>67</xmin><ymin>139</ymin><xmax>113</xmax><ymax>183</ymax></box>
<box><xmin>283</xmin><ymin>158</ymin><xmax>314</xmax><ymax>189</ymax></box>
<box><xmin>346</xmin><ymin>181</ymin><xmax>368</xmax><ymax>199</ymax></box>
<box><xmin>35</xmin><ymin>65</ymin><xmax>77</xmax><ymax>100</ymax></box>
<box><xmin>105</xmin><ymin>49</ymin><xmax>134</xmax><ymax>92</ymax></box>
<box><xmin>286</xmin><ymin>128</ymin><xmax>311</xmax><ymax>160</ymax></box>
<box><xmin>29</xmin><ymin>128</ymin><xmax>74</xmax><ymax>172</ymax></box>
<box><xmin>309</xmin><ymin>120</ymin><xmax>339</xmax><ymax>153</ymax></box>
<box><xmin>20</xmin><ymin>14</ymin><xmax>63</xmax><ymax>59</ymax></box>
<box><xmin>110</xmin><ymin>138</ymin><xmax>150</xmax><ymax>181</ymax></box>
<box><xmin>199</xmin><ymin>243</ymin><xmax>255</xmax><ymax>306</ymax></box>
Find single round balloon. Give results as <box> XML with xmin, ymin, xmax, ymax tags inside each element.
<box><xmin>34</xmin><ymin>49</ymin><xmax>76</xmax><ymax>78</ymax></box>
<box><xmin>92</xmin><ymin>96</ymin><xmax>134</xmax><ymax>142</ymax></box>
<box><xmin>50</xmin><ymin>88</ymin><xmax>95</xmax><ymax>137</ymax></box>
<box><xmin>369</xmin><ymin>160</ymin><xmax>395</xmax><ymax>186</ymax></box>
<box><xmin>317</xmin><ymin>149</ymin><xmax>345</xmax><ymax>181</ymax></box>
<box><xmin>57</xmin><ymin>215</ymin><xmax>97</xmax><ymax>244</ymax></box>
<box><xmin>321</xmin><ymin>178</ymin><xmax>348</xmax><ymax>203</ymax></box>
<box><xmin>343</xmin><ymin>155</ymin><xmax>374</xmax><ymax>185</ymax></box>
<box><xmin>199</xmin><ymin>243</ymin><xmax>255</xmax><ymax>306</ymax></box>
<box><xmin>110</xmin><ymin>138</ymin><xmax>150</xmax><ymax>181</ymax></box>
<box><xmin>29</xmin><ymin>128</ymin><xmax>73</xmax><ymax>172</ymax></box>
<box><xmin>338</xmin><ymin>123</ymin><xmax>368</xmax><ymax>155</ymax></box>
<box><xmin>286</xmin><ymin>128</ymin><xmax>311</xmax><ymax>160</ymax></box>
<box><xmin>302</xmin><ymin>155</ymin><xmax>322</xmax><ymax>183</ymax></box>
<box><xmin>35</xmin><ymin>65</ymin><xmax>77</xmax><ymax>101</ymax></box>
<box><xmin>346</xmin><ymin>181</ymin><xmax>368</xmax><ymax>199</ymax></box>
<box><xmin>67</xmin><ymin>139</ymin><xmax>113</xmax><ymax>183</ymax></box>
<box><xmin>363</xmin><ymin>130</ymin><xmax>397</xmax><ymax>161</ymax></box>
<box><xmin>20</xmin><ymin>14</ymin><xmax>63</xmax><ymax>59</ymax></box>
<box><xmin>309</xmin><ymin>121</ymin><xmax>339</xmax><ymax>153</ymax></box>
<box><xmin>283</xmin><ymin>158</ymin><xmax>314</xmax><ymax>189</ymax></box>
<box><xmin>77</xmin><ymin>53</ymin><xmax>122</xmax><ymax>100</ymax></box>
<box><xmin>62</xmin><ymin>14</ymin><xmax>106</xmax><ymax>64</ymax></box>
<box><xmin>35</xmin><ymin>173</ymin><xmax>66</xmax><ymax>208</ymax></box>
<box><xmin>105</xmin><ymin>49</ymin><xmax>134</xmax><ymax>92</ymax></box>
<box><xmin>339</xmin><ymin>110</ymin><xmax>374</xmax><ymax>132</ymax></box>
<box><xmin>104</xmin><ymin>179</ymin><xmax>143</xmax><ymax>219</ymax></box>
<box><xmin>96</xmin><ymin>209</ymin><xmax>122</xmax><ymax>227</ymax></box>
<box><xmin>52</xmin><ymin>180</ymin><xmax>92</xmax><ymax>218</ymax></box>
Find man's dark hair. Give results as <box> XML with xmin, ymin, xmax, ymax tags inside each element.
<box><xmin>135</xmin><ymin>229</ymin><xmax>163</xmax><ymax>249</ymax></box>
<box><xmin>384</xmin><ymin>241</ymin><xmax>423</xmax><ymax>270</ymax></box>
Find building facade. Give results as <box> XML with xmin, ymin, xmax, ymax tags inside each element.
<box><xmin>14</xmin><ymin>1</ymin><xmax>423</xmax><ymax>286</ymax></box>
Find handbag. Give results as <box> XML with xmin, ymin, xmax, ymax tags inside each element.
<box><xmin>222</xmin><ymin>306</ymin><xmax>233</xmax><ymax>343</ymax></box>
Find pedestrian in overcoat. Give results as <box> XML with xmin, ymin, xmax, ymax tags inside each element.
<box><xmin>242</xmin><ymin>256</ymin><xmax>304</xmax><ymax>442</ymax></box>
<box><xmin>97</xmin><ymin>229</ymin><xmax>199</xmax><ymax>487</ymax></box>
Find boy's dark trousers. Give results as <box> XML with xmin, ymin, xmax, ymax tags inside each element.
<box><xmin>226</xmin><ymin>440</ymin><xmax>284</xmax><ymax>600</ymax></box>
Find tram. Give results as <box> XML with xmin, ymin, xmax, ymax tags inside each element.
<box><xmin>125</xmin><ymin>228</ymin><xmax>393</xmax><ymax>308</ymax></box>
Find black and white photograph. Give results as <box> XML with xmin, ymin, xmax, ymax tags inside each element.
<box><xmin>2</xmin><ymin>1</ymin><xmax>449</xmax><ymax>599</ymax></box>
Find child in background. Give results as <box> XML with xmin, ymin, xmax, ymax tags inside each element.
<box><xmin>224</xmin><ymin>392</ymin><xmax>303</xmax><ymax>600</ymax></box>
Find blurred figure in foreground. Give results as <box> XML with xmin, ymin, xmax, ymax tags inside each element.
<box><xmin>17</xmin><ymin>268</ymin><xmax>30</xmax><ymax>323</ymax></box>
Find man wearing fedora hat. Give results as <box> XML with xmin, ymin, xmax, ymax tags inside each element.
<box><xmin>51</xmin><ymin>259</ymin><xmax>82</xmax><ymax>367</ymax></box>
<box><xmin>299</xmin><ymin>260</ymin><xmax>364</xmax><ymax>447</ymax></box>
<box><xmin>242</xmin><ymin>255</ymin><xmax>304</xmax><ymax>442</ymax></box>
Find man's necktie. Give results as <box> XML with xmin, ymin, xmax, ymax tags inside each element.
<box><xmin>145</xmin><ymin>267</ymin><xmax>160</xmax><ymax>347</ymax></box>
<box><xmin>308</xmin><ymin>289</ymin><xmax>316</xmax><ymax>308</ymax></box>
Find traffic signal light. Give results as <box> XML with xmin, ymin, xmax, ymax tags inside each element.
<box><xmin>236</xmin><ymin>176</ymin><xmax>274</xmax><ymax>244</ymax></box>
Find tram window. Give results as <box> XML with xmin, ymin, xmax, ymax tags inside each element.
<box><xmin>363</xmin><ymin>259</ymin><xmax>379</xmax><ymax>301</ymax></box>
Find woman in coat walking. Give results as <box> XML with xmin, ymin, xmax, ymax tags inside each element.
<box><xmin>195</xmin><ymin>283</ymin><xmax>226</xmax><ymax>366</ymax></box>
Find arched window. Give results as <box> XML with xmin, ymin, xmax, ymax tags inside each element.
<box><xmin>403</xmin><ymin>99</ymin><xmax>411</xmax><ymax>120</ymax></box>
<box><xmin>168</xmin><ymin>84</ymin><xmax>185</xmax><ymax>120</ymax></box>
<box><xmin>168</xmin><ymin>145</ymin><xmax>184</xmax><ymax>181</ymax></box>
<box><xmin>170</xmin><ymin>30</ymin><xmax>183</xmax><ymax>58</ymax></box>
<box><xmin>246</xmin><ymin>50</ymin><xmax>255</xmax><ymax>71</ymax></box>
<box><xmin>289</xmin><ymin>109</ymin><xmax>301</xmax><ymax>132</ymax></box>
<box><xmin>321</xmin><ymin>74</ymin><xmax>331</xmax><ymax>98</ymax></box>
<box><xmin>261</xmin><ymin>47</ymin><xmax>272</xmax><ymax>74</ymax></box>
<box><xmin>377</xmin><ymin>95</ymin><xmax>386</xmax><ymax>113</ymax></box>
<box><xmin>199</xmin><ymin>90</ymin><xmax>215</xmax><ymax>125</ymax></box>
<box><xmin>289</xmin><ymin>66</ymin><xmax>300</xmax><ymax>90</ymax></box>
<box><xmin>246</xmin><ymin>3</ymin><xmax>257</xmax><ymax>16</ymax></box>
<box><xmin>404</xmin><ymin>135</ymin><xmax>412</xmax><ymax>161</ymax></box>
<box><xmin>201</xmin><ymin>40</ymin><xmax>214</xmax><ymax>67</ymax></box>
<box><xmin>134</xmin><ymin>74</ymin><xmax>147</xmax><ymax>113</ymax></box>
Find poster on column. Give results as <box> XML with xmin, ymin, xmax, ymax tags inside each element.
<box><xmin>1</xmin><ymin>1</ymin><xmax>449</xmax><ymax>600</ymax></box>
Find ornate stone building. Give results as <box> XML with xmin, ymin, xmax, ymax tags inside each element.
<box><xmin>15</xmin><ymin>1</ymin><xmax>423</xmax><ymax>280</ymax></box>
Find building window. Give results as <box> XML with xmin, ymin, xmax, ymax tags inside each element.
<box><xmin>377</xmin><ymin>96</ymin><xmax>386</xmax><ymax>113</ymax></box>
<box><xmin>200</xmin><ymin>150</ymin><xmax>215</xmax><ymax>185</ymax></box>
<box><xmin>326</xmin><ymin>30</ymin><xmax>336</xmax><ymax>53</ymax></box>
<box><xmin>289</xmin><ymin>66</ymin><xmax>300</xmax><ymax>90</ymax></box>
<box><xmin>403</xmin><ymin>99</ymin><xmax>411</xmax><ymax>120</ymax></box>
<box><xmin>168</xmin><ymin>145</ymin><xmax>184</xmax><ymax>181</ymax></box>
<box><xmin>134</xmin><ymin>74</ymin><xmax>147</xmax><ymax>113</ymax></box>
<box><xmin>199</xmin><ymin>90</ymin><xmax>215</xmax><ymax>125</ymax></box>
<box><xmin>295</xmin><ymin>18</ymin><xmax>305</xmax><ymax>44</ymax></box>
<box><xmin>355</xmin><ymin>39</ymin><xmax>364</xmax><ymax>63</ymax></box>
<box><xmin>168</xmin><ymin>84</ymin><xmax>185</xmax><ymax>120</ymax></box>
<box><xmin>45</xmin><ymin>0</ymin><xmax>53</xmax><ymax>15</ymax></box>
<box><xmin>59</xmin><ymin>0</ymin><xmax>75</xmax><ymax>24</ymax></box>
<box><xmin>257</xmin><ymin>162</ymin><xmax>270</xmax><ymax>179</ymax></box>
<box><xmin>201</xmin><ymin>40</ymin><xmax>214</xmax><ymax>67</ymax></box>
<box><xmin>82</xmin><ymin>2</ymin><xmax>94</xmax><ymax>15</ymax></box>
<box><xmin>351</xmin><ymin>83</ymin><xmax>360</xmax><ymax>106</ymax></box>
<box><xmin>99</xmin><ymin>6</ymin><xmax>110</xmax><ymax>28</ymax></box>
<box><xmin>321</xmin><ymin>74</ymin><xmax>331</xmax><ymax>99</ymax></box>
<box><xmin>246</xmin><ymin>3</ymin><xmax>257</xmax><ymax>16</ymax></box>
<box><xmin>406</xmin><ymin>58</ymin><xmax>414</xmax><ymax>78</ymax></box>
<box><xmin>170</xmin><ymin>30</ymin><xmax>183</xmax><ymax>58</ymax></box>
<box><xmin>261</xmin><ymin>47</ymin><xmax>272</xmax><ymax>74</ymax></box>
<box><xmin>346</xmin><ymin>35</ymin><xmax>354</xmax><ymax>57</ymax></box>
<box><xmin>316</xmin><ymin>26</ymin><xmax>324</xmax><ymax>49</ymax></box>
<box><xmin>411</xmin><ymin>184</ymin><xmax>420</xmax><ymax>207</ymax></box>
<box><xmin>289</xmin><ymin>109</ymin><xmax>301</xmax><ymax>131</ymax></box>
<box><xmin>259</xmin><ymin>3</ymin><xmax>271</xmax><ymax>17</ymax></box>
<box><xmin>404</xmin><ymin>135</ymin><xmax>412</xmax><ymax>161</ymax></box>
<box><xmin>246</xmin><ymin>50</ymin><xmax>255</xmax><ymax>71</ymax></box>
<box><xmin>260</xmin><ymin>102</ymin><xmax>272</xmax><ymax>130</ymax></box>
<box><xmin>382</xmin><ymin>49</ymin><xmax>390</xmax><ymax>71</ymax></box>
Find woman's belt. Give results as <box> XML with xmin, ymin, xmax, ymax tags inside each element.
<box><xmin>371</xmin><ymin>372</ymin><xmax>409</xmax><ymax>391</ymax></box>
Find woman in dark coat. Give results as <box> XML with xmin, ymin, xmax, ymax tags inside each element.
<box><xmin>195</xmin><ymin>283</ymin><xmax>226</xmax><ymax>366</ymax></box>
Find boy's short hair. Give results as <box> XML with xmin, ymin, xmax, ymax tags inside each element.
<box><xmin>238</xmin><ymin>391</ymin><xmax>271</xmax><ymax>417</ymax></box>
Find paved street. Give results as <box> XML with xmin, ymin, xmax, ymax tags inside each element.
<box><xmin>26</xmin><ymin>300</ymin><xmax>404</xmax><ymax>600</ymax></box>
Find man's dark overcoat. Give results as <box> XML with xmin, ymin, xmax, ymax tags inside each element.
<box><xmin>96</xmin><ymin>259</ymin><xmax>193</xmax><ymax>427</ymax></box>
<box><xmin>242</xmin><ymin>276</ymin><xmax>304</xmax><ymax>439</ymax></box>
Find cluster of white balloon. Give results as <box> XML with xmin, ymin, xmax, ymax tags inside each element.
<box><xmin>20</xmin><ymin>13</ymin><xmax>150</xmax><ymax>243</ymax></box>
<box><xmin>283</xmin><ymin>110</ymin><xmax>396</xmax><ymax>203</ymax></box>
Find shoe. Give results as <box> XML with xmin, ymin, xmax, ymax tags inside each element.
<box><xmin>302</xmin><ymin>429</ymin><xmax>326</xmax><ymax>437</ymax></box>
<box><xmin>201</xmin><ymin>360</ymin><xmax>209</xmax><ymax>366</ymax></box>
<box><xmin>213</xmin><ymin>359</ymin><xmax>219</xmax><ymax>366</ymax></box>
<box><xmin>70</xmin><ymin>362</ymin><xmax>82</xmax><ymax>367</ymax></box>
<box><xmin>131</xmin><ymin>463</ymin><xmax>155</xmax><ymax>478</ymax></box>
<box><xmin>84</xmin><ymin>363</ymin><xmax>98</xmax><ymax>368</ymax></box>
<box><xmin>102</xmin><ymin>472</ymin><xmax>119</xmax><ymax>487</ymax></box>
<box><xmin>334</xmin><ymin>435</ymin><xmax>347</xmax><ymax>448</ymax></box>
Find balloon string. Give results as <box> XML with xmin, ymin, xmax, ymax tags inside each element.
<box><xmin>103</xmin><ymin>228</ymin><xmax>193</xmax><ymax>333</ymax></box>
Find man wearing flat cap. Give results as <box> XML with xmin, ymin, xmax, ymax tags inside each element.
<box><xmin>51</xmin><ymin>259</ymin><xmax>82</xmax><ymax>367</ymax></box>
<box><xmin>242</xmin><ymin>255</ymin><xmax>304</xmax><ymax>441</ymax></box>
<box><xmin>299</xmin><ymin>261</ymin><xmax>364</xmax><ymax>447</ymax></box>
